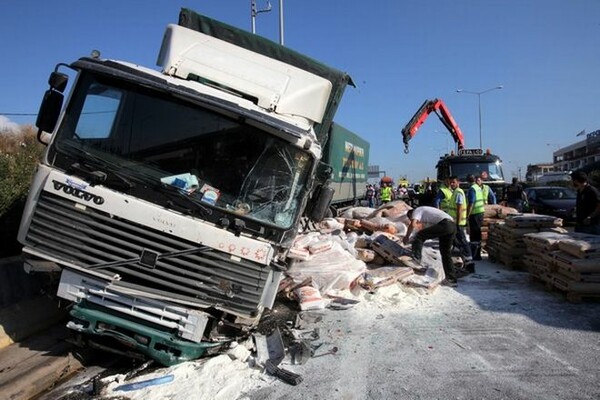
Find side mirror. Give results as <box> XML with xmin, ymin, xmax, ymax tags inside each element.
<box><xmin>35</xmin><ymin>72</ymin><xmax>68</xmax><ymax>143</ymax></box>
<box><xmin>36</xmin><ymin>89</ymin><xmax>63</xmax><ymax>141</ymax></box>
<box><xmin>49</xmin><ymin>71</ymin><xmax>69</xmax><ymax>93</ymax></box>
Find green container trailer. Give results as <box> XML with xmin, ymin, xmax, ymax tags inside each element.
<box><xmin>323</xmin><ymin>123</ymin><xmax>370</xmax><ymax>212</ymax></box>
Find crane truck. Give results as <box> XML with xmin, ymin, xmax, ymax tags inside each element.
<box><xmin>17</xmin><ymin>8</ymin><xmax>359</xmax><ymax>366</ymax></box>
<box><xmin>401</xmin><ymin>98</ymin><xmax>506</xmax><ymax>196</ymax></box>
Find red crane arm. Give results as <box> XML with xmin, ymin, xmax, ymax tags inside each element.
<box><xmin>401</xmin><ymin>98</ymin><xmax>466</xmax><ymax>153</ymax></box>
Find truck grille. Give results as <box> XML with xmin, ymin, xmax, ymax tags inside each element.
<box><xmin>23</xmin><ymin>191</ymin><xmax>271</xmax><ymax>317</ymax></box>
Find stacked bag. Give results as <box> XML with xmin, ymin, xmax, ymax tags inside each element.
<box><xmin>523</xmin><ymin>232</ymin><xmax>600</xmax><ymax>302</ymax></box>
<box><xmin>485</xmin><ymin>213</ymin><xmax>566</xmax><ymax>269</ymax></box>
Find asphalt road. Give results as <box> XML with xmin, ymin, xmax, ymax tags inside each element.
<box><xmin>247</xmin><ymin>259</ymin><xmax>600</xmax><ymax>400</ymax></box>
<box><xmin>12</xmin><ymin>256</ymin><xmax>600</xmax><ymax>400</ymax></box>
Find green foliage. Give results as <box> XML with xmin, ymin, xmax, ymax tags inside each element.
<box><xmin>0</xmin><ymin>127</ymin><xmax>45</xmax><ymax>217</ymax></box>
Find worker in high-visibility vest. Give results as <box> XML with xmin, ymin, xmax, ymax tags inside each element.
<box><xmin>379</xmin><ymin>182</ymin><xmax>394</xmax><ymax>204</ymax></box>
<box><xmin>476</xmin><ymin>176</ymin><xmax>496</xmax><ymax>205</ymax></box>
<box><xmin>467</xmin><ymin>174</ymin><xmax>485</xmax><ymax>260</ymax></box>
<box><xmin>449</xmin><ymin>176</ymin><xmax>475</xmax><ymax>273</ymax></box>
<box><xmin>434</xmin><ymin>177</ymin><xmax>453</xmax><ymax>213</ymax></box>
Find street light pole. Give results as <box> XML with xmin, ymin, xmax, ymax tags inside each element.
<box><xmin>251</xmin><ymin>0</ymin><xmax>272</xmax><ymax>34</ymax></box>
<box><xmin>279</xmin><ymin>0</ymin><xmax>284</xmax><ymax>45</ymax></box>
<box><xmin>456</xmin><ymin>85</ymin><xmax>503</xmax><ymax>149</ymax></box>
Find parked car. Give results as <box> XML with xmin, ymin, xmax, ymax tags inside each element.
<box><xmin>524</xmin><ymin>186</ymin><xmax>577</xmax><ymax>222</ymax></box>
<box><xmin>536</xmin><ymin>171</ymin><xmax>572</xmax><ymax>185</ymax></box>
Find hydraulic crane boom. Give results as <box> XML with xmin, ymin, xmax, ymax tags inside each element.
<box><xmin>401</xmin><ymin>98</ymin><xmax>466</xmax><ymax>153</ymax></box>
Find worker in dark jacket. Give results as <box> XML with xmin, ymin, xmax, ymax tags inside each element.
<box><xmin>366</xmin><ymin>184</ymin><xmax>376</xmax><ymax>208</ymax></box>
<box><xmin>571</xmin><ymin>171</ymin><xmax>600</xmax><ymax>235</ymax></box>
<box><xmin>503</xmin><ymin>177</ymin><xmax>527</xmax><ymax>212</ymax></box>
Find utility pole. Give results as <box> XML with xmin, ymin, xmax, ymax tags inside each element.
<box><xmin>278</xmin><ymin>0</ymin><xmax>285</xmax><ymax>45</ymax></box>
<box><xmin>251</xmin><ymin>0</ymin><xmax>272</xmax><ymax>34</ymax></box>
<box><xmin>456</xmin><ymin>85</ymin><xmax>503</xmax><ymax>149</ymax></box>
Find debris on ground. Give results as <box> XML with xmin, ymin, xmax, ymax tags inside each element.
<box><xmin>48</xmin><ymin>201</ymin><xmax>600</xmax><ymax>399</ymax></box>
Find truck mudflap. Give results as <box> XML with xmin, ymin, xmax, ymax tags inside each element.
<box><xmin>67</xmin><ymin>301</ymin><xmax>226</xmax><ymax>366</ymax></box>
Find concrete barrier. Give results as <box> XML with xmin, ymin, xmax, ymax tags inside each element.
<box><xmin>0</xmin><ymin>256</ymin><xmax>67</xmax><ymax>349</ymax></box>
<box><xmin>0</xmin><ymin>325</ymin><xmax>84</xmax><ymax>400</ymax></box>
<box><xmin>0</xmin><ymin>295</ymin><xmax>67</xmax><ymax>349</ymax></box>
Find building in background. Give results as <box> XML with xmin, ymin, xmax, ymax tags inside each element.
<box><xmin>525</xmin><ymin>162</ymin><xmax>554</xmax><ymax>182</ymax></box>
<box><xmin>552</xmin><ymin>129</ymin><xmax>600</xmax><ymax>172</ymax></box>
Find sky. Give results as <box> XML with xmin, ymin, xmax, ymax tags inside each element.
<box><xmin>1</xmin><ymin>0</ymin><xmax>599</xmax><ymax>182</ymax></box>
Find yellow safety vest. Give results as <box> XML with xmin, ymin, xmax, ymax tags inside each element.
<box><xmin>470</xmin><ymin>184</ymin><xmax>485</xmax><ymax>215</ymax></box>
<box><xmin>482</xmin><ymin>184</ymin><xmax>490</xmax><ymax>205</ymax></box>
<box><xmin>380</xmin><ymin>186</ymin><xmax>392</xmax><ymax>202</ymax></box>
<box><xmin>439</xmin><ymin>185</ymin><xmax>453</xmax><ymax>214</ymax></box>
<box><xmin>448</xmin><ymin>188</ymin><xmax>467</xmax><ymax>226</ymax></box>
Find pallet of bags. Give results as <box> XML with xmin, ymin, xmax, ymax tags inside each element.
<box><xmin>522</xmin><ymin>232</ymin><xmax>571</xmax><ymax>273</ymax></box>
<box><xmin>481</xmin><ymin>205</ymin><xmax>518</xmax><ymax>248</ymax></box>
<box><xmin>552</xmin><ymin>252</ymin><xmax>600</xmax><ymax>281</ymax></box>
<box><xmin>483</xmin><ymin>204</ymin><xmax>519</xmax><ymax>219</ymax></box>
<box><xmin>523</xmin><ymin>253</ymin><xmax>553</xmax><ymax>277</ymax></box>
<box><xmin>494</xmin><ymin>225</ymin><xmax>533</xmax><ymax>268</ymax></box>
<box><xmin>484</xmin><ymin>222</ymin><xmax>504</xmax><ymax>262</ymax></box>
<box><xmin>543</xmin><ymin>234</ymin><xmax>600</xmax><ymax>302</ymax></box>
<box><xmin>495</xmin><ymin>223</ymin><xmax>567</xmax><ymax>247</ymax></box>
<box><xmin>552</xmin><ymin>235</ymin><xmax>600</xmax><ymax>283</ymax></box>
<box><xmin>504</xmin><ymin>213</ymin><xmax>563</xmax><ymax>229</ymax></box>
<box><xmin>557</xmin><ymin>235</ymin><xmax>600</xmax><ymax>259</ymax></box>
<box><xmin>523</xmin><ymin>231</ymin><xmax>572</xmax><ymax>252</ymax></box>
<box><xmin>486</xmin><ymin>220</ymin><xmax>566</xmax><ymax>269</ymax></box>
<box><xmin>549</xmin><ymin>274</ymin><xmax>600</xmax><ymax>302</ymax></box>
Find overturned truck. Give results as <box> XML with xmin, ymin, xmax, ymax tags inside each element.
<box><xmin>17</xmin><ymin>9</ymin><xmax>354</xmax><ymax>365</ymax></box>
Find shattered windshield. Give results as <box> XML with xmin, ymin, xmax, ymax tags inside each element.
<box><xmin>450</xmin><ymin>161</ymin><xmax>504</xmax><ymax>182</ymax></box>
<box><xmin>51</xmin><ymin>73</ymin><xmax>313</xmax><ymax>228</ymax></box>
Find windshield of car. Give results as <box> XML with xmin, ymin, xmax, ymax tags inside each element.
<box><xmin>50</xmin><ymin>73</ymin><xmax>313</xmax><ymax>229</ymax></box>
<box><xmin>535</xmin><ymin>188</ymin><xmax>577</xmax><ymax>200</ymax></box>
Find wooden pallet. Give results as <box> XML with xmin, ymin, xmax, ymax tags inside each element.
<box><xmin>523</xmin><ymin>253</ymin><xmax>549</xmax><ymax>269</ymax></box>
<box><xmin>523</xmin><ymin>255</ymin><xmax>544</xmax><ymax>274</ymax></box>
<box><xmin>550</xmin><ymin>273</ymin><xmax>600</xmax><ymax>293</ymax></box>
<box><xmin>529</xmin><ymin>267</ymin><xmax>555</xmax><ymax>284</ymax></box>
<box><xmin>371</xmin><ymin>235</ymin><xmax>427</xmax><ymax>271</ymax></box>
<box><xmin>564</xmin><ymin>291</ymin><xmax>600</xmax><ymax>303</ymax></box>
<box><xmin>499</xmin><ymin>254</ymin><xmax>526</xmax><ymax>270</ymax></box>
<box><xmin>500</xmin><ymin>240</ymin><xmax>528</xmax><ymax>249</ymax></box>
<box><xmin>555</xmin><ymin>265</ymin><xmax>600</xmax><ymax>282</ymax></box>
<box><xmin>486</xmin><ymin>247</ymin><xmax>500</xmax><ymax>263</ymax></box>
<box><xmin>547</xmin><ymin>279</ymin><xmax>600</xmax><ymax>303</ymax></box>
<box><xmin>497</xmin><ymin>243</ymin><xmax>527</xmax><ymax>256</ymax></box>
